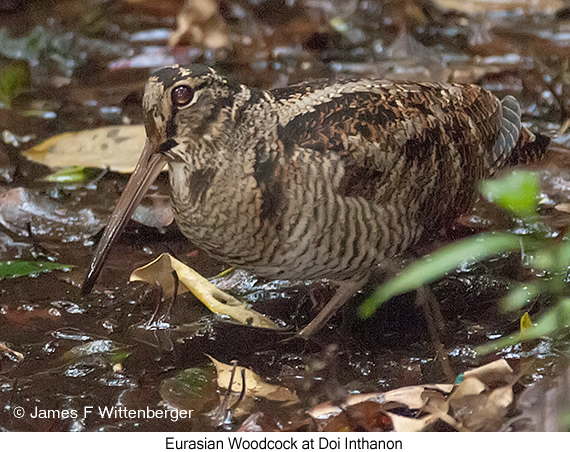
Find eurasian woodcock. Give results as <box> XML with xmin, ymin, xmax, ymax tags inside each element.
<box><xmin>82</xmin><ymin>64</ymin><xmax>548</xmax><ymax>336</ymax></box>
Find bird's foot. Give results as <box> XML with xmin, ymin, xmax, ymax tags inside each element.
<box><xmin>298</xmin><ymin>279</ymin><xmax>366</xmax><ymax>339</ymax></box>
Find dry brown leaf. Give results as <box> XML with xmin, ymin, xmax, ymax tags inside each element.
<box><xmin>386</xmin><ymin>412</ymin><xmax>440</xmax><ymax>432</ymax></box>
<box><xmin>463</xmin><ymin>358</ymin><xmax>514</xmax><ymax>387</ymax></box>
<box><xmin>381</xmin><ymin>384</ymin><xmax>454</xmax><ymax>409</ymax></box>
<box><xmin>432</xmin><ymin>0</ymin><xmax>565</xmax><ymax>14</ymax></box>
<box><xmin>452</xmin><ymin>387</ymin><xmax>514</xmax><ymax>431</ymax></box>
<box><xmin>554</xmin><ymin>203</ymin><xmax>570</xmax><ymax>213</ymax></box>
<box><xmin>346</xmin><ymin>401</ymin><xmax>396</xmax><ymax>431</ymax></box>
<box><xmin>308</xmin><ymin>383</ymin><xmax>454</xmax><ymax>419</ymax></box>
<box><xmin>208</xmin><ymin>356</ymin><xmax>299</xmax><ymax>404</ymax></box>
<box><xmin>23</xmin><ymin>125</ymin><xmax>153</xmax><ymax>173</ymax></box>
<box><xmin>308</xmin><ymin>360</ymin><xmax>518</xmax><ymax>432</ymax></box>
<box><xmin>421</xmin><ymin>388</ymin><xmax>451</xmax><ymax>414</ymax></box>
<box><xmin>308</xmin><ymin>403</ymin><xmax>393</xmax><ymax>432</ymax></box>
<box><xmin>308</xmin><ymin>384</ymin><xmax>455</xmax><ymax>432</ymax></box>
<box><xmin>448</xmin><ymin>360</ymin><xmax>516</xmax><ymax>431</ymax></box>
<box><xmin>447</xmin><ymin>361</ymin><xmax>512</xmax><ymax>416</ymax></box>
<box><xmin>449</xmin><ymin>376</ymin><xmax>487</xmax><ymax>400</ymax></box>
<box><xmin>130</xmin><ymin>253</ymin><xmax>279</xmax><ymax>329</ymax></box>
<box><xmin>488</xmin><ymin>385</ymin><xmax>514</xmax><ymax>411</ymax></box>
<box><xmin>0</xmin><ymin>342</ymin><xmax>25</xmax><ymax>362</ymax></box>
<box><xmin>169</xmin><ymin>0</ymin><xmax>230</xmax><ymax>49</ymax></box>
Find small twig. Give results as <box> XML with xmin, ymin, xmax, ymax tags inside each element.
<box><xmin>236</xmin><ymin>368</ymin><xmax>247</xmax><ymax>407</ymax></box>
<box><xmin>146</xmin><ymin>281</ymin><xmax>166</xmax><ymax>328</ymax></box>
<box><xmin>217</xmin><ymin>360</ymin><xmax>244</xmax><ymax>430</ymax></box>
<box><xmin>170</xmin><ymin>269</ymin><xmax>179</xmax><ymax>317</ymax></box>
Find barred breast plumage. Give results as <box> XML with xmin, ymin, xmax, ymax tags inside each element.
<box><xmin>82</xmin><ymin>64</ymin><xmax>548</xmax><ymax>336</ymax></box>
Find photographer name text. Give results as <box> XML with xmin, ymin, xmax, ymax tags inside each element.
<box><xmin>21</xmin><ymin>406</ymin><xmax>193</xmax><ymax>422</ymax></box>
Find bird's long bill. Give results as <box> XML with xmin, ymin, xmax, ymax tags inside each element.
<box><xmin>81</xmin><ymin>139</ymin><xmax>166</xmax><ymax>293</ymax></box>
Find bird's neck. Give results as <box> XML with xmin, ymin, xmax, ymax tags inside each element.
<box><xmin>167</xmin><ymin>139</ymin><xmax>265</xmax><ymax>257</ymax></box>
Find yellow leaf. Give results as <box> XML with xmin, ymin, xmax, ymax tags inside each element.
<box><xmin>23</xmin><ymin>125</ymin><xmax>166</xmax><ymax>174</ymax></box>
<box><xmin>130</xmin><ymin>253</ymin><xmax>280</xmax><ymax>329</ymax></box>
<box><xmin>520</xmin><ymin>312</ymin><xmax>532</xmax><ymax>331</ymax></box>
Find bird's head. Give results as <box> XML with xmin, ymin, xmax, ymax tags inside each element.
<box><xmin>82</xmin><ymin>64</ymin><xmax>237</xmax><ymax>293</ymax></box>
<box><xmin>142</xmin><ymin>65</ymin><xmax>239</xmax><ymax>160</ymax></box>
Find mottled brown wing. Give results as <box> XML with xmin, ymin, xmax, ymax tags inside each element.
<box><xmin>272</xmin><ymin>80</ymin><xmax>503</xmax><ymax>222</ymax></box>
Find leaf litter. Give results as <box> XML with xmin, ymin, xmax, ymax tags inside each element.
<box><xmin>306</xmin><ymin>359</ymin><xmax>518</xmax><ymax>432</ymax></box>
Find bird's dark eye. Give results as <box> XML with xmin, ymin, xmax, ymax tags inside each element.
<box><xmin>171</xmin><ymin>85</ymin><xmax>195</xmax><ymax>107</ymax></box>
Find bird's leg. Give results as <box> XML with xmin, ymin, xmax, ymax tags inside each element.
<box><xmin>298</xmin><ymin>278</ymin><xmax>367</xmax><ymax>338</ymax></box>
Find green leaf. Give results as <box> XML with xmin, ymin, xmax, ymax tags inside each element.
<box><xmin>480</xmin><ymin>170</ymin><xmax>540</xmax><ymax>218</ymax></box>
<box><xmin>359</xmin><ymin>233</ymin><xmax>528</xmax><ymax>318</ymax></box>
<box><xmin>531</xmin><ymin>248</ymin><xmax>557</xmax><ymax>271</ymax></box>
<box><xmin>0</xmin><ymin>260</ymin><xmax>73</xmax><ymax>280</ymax></box>
<box><xmin>0</xmin><ymin>62</ymin><xmax>29</xmax><ymax>108</ymax></box>
<box><xmin>557</xmin><ymin>241</ymin><xmax>570</xmax><ymax>271</ymax></box>
<box><xmin>108</xmin><ymin>351</ymin><xmax>131</xmax><ymax>365</ymax></box>
<box><xmin>42</xmin><ymin>166</ymin><xmax>88</xmax><ymax>183</ymax></box>
<box><xmin>159</xmin><ymin>367</ymin><xmax>217</xmax><ymax>412</ymax></box>
<box><xmin>502</xmin><ymin>283</ymin><xmax>540</xmax><ymax>311</ymax></box>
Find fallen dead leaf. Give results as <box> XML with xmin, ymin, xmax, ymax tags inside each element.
<box><xmin>169</xmin><ymin>0</ymin><xmax>230</xmax><ymax>49</ymax></box>
<box><xmin>386</xmin><ymin>412</ymin><xmax>440</xmax><ymax>432</ymax></box>
<box><xmin>448</xmin><ymin>360</ymin><xmax>516</xmax><ymax>431</ymax></box>
<box><xmin>313</xmin><ymin>401</ymin><xmax>394</xmax><ymax>432</ymax></box>
<box><xmin>308</xmin><ymin>359</ymin><xmax>517</xmax><ymax>432</ymax></box>
<box><xmin>308</xmin><ymin>384</ymin><xmax>455</xmax><ymax>432</ymax></box>
<box><xmin>130</xmin><ymin>253</ymin><xmax>279</xmax><ymax>329</ymax></box>
<box><xmin>451</xmin><ymin>386</ymin><xmax>514</xmax><ymax>431</ymax></box>
<box><xmin>0</xmin><ymin>341</ymin><xmax>25</xmax><ymax>363</ymax></box>
<box><xmin>308</xmin><ymin>383</ymin><xmax>454</xmax><ymax>417</ymax></box>
<box><xmin>554</xmin><ymin>203</ymin><xmax>570</xmax><ymax>213</ymax></box>
<box><xmin>448</xmin><ymin>376</ymin><xmax>487</xmax><ymax>400</ymax></box>
<box><xmin>463</xmin><ymin>358</ymin><xmax>515</xmax><ymax>387</ymax></box>
<box><xmin>23</xmin><ymin>125</ymin><xmax>156</xmax><ymax>173</ymax></box>
<box><xmin>208</xmin><ymin>356</ymin><xmax>299</xmax><ymax>404</ymax></box>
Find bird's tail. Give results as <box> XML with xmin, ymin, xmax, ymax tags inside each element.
<box><xmin>506</xmin><ymin>126</ymin><xmax>550</xmax><ymax>166</ymax></box>
<box><xmin>490</xmin><ymin>95</ymin><xmax>549</xmax><ymax>174</ymax></box>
